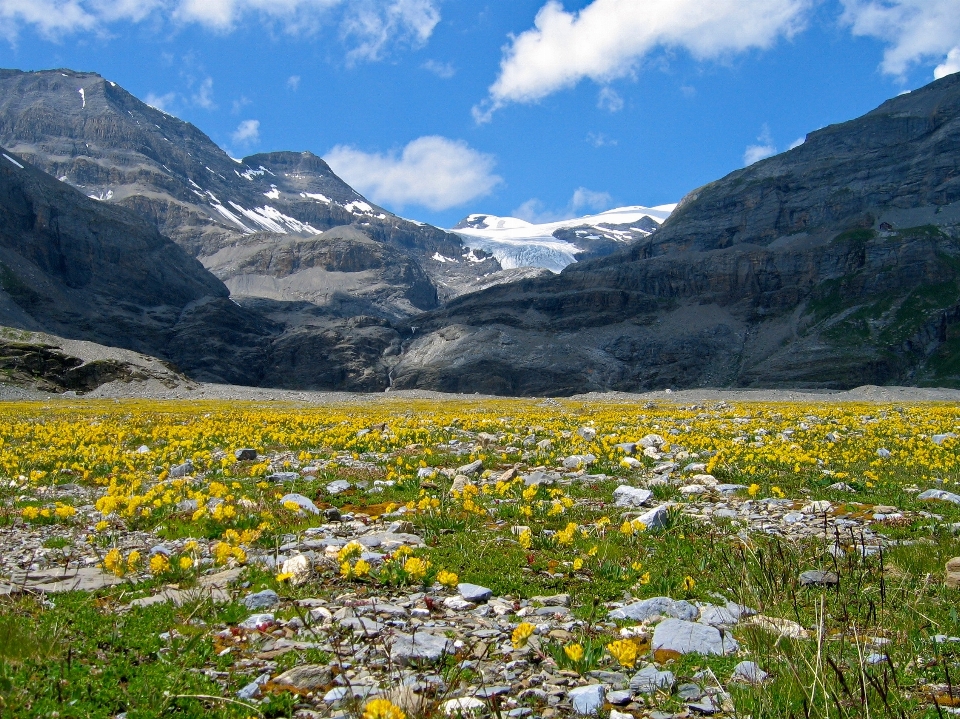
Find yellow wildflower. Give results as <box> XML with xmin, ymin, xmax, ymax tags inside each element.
<box><xmin>564</xmin><ymin>643</ymin><xmax>584</xmax><ymax>662</ymax></box>
<box><xmin>512</xmin><ymin>622</ymin><xmax>535</xmax><ymax>649</ymax></box>
<box><xmin>607</xmin><ymin>639</ymin><xmax>639</xmax><ymax>668</ymax></box>
<box><xmin>437</xmin><ymin>570</ymin><xmax>459</xmax><ymax>588</ymax></box>
<box><xmin>362</xmin><ymin>699</ymin><xmax>406</xmax><ymax>719</ymax></box>
<box><xmin>150</xmin><ymin>554</ymin><xmax>170</xmax><ymax>575</ymax></box>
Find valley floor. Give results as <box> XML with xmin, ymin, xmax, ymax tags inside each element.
<box><xmin>1</xmin><ymin>397</ymin><xmax>959</xmax><ymax>719</ymax></box>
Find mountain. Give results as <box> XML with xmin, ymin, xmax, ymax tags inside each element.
<box><xmin>451</xmin><ymin>205</ymin><xmax>675</xmax><ymax>273</ymax></box>
<box><xmin>389</xmin><ymin>73</ymin><xmax>960</xmax><ymax>395</ymax></box>
<box><xmin>0</xmin><ymin>68</ymin><xmax>510</xmax><ymax>310</ymax></box>
<box><xmin>0</xmin><ymin>144</ymin><xmax>277</xmax><ymax>385</ymax></box>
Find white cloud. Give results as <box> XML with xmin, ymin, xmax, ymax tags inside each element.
<box><xmin>342</xmin><ymin>0</ymin><xmax>440</xmax><ymax>62</ymax></box>
<box><xmin>422</xmin><ymin>59</ymin><xmax>456</xmax><ymax>78</ymax></box>
<box><xmin>597</xmin><ymin>86</ymin><xmax>624</xmax><ymax>112</ymax></box>
<box><xmin>475</xmin><ymin>0</ymin><xmax>812</xmax><ymax>120</ymax></box>
<box><xmin>287</xmin><ymin>75</ymin><xmax>301</xmax><ymax>90</ymax></box>
<box><xmin>743</xmin><ymin>124</ymin><xmax>777</xmax><ymax>166</ymax></box>
<box><xmin>936</xmin><ymin>47</ymin><xmax>960</xmax><ymax>79</ymax></box>
<box><xmin>586</xmin><ymin>131</ymin><xmax>617</xmax><ymax>147</ymax></box>
<box><xmin>192</xmin><ymin>76</ymin><xmax>215</xmax><ymax>109</ymax></box>
<box><xmin>231</xmin><ymin>119</ymin><xmax>260</xmax><ymax>146</ymax></box>
<box><xmin>513</xmin><ymin>187</ymin><xmax>613</xmax><ymax>223</ymax></box>
<box><xmin>0</xmin><ymin>0</ymin><xmax>441</xmax><ymax>61</ymax></box>
<box><xmin>788</xmin><ymin>136</ymin><xmax>806</xmax><ymax>150</ymax></box>
<box><xmin>841</xmin><ymin>0</ymin><xmax>960</xmax><ymax>78</ymax></box>
<box><xmin>145</xmin><ymin>90</ymin><xmax>177</xmax><ymax>113</ymax></box>
<box><xmin>325</xmin><ymin>136</ymin><xmax>501</xmax><ymax>212</ymax></box>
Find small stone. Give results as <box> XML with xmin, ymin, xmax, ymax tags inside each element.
<box><xmin>933</xmin><ymin>433</ymin><xmax>958</xmax><ymax>445</ymax></box>
<box><xmin>613</xmin><ymin>486</ymin><xmax>653</xmax><ymax>507</ymax></box>
<box><xmin>630</xmin><ymin>665</ymin><xmax>675</xmax><ymax>694</ymax></box>
<box><xmin>918</xmin><ymin>489</ymin><xmax>960</xmax><ymax>505</ymax></box>
<box><xmin>450</xmin><ymin>475</ymin><xmax>471</xmax><ymax>495</ymax></box>
<box><xmin>243</xmin><ymin>589</ymin><xmax>280</xmax><ymax>610</ymax></box>
<box><xmin>237</xmin><ymin>682</ymin><xmax>261</xmax><ymax>699</ymax></box>
<box><xmin>441</xmin><ymin>698</ymin><xmax>484</xmax><ymax>715</ymax></box>
<box><xmin>652</xmin><ymin>619</ymin><xmax>738</xmax><ymax>656</ymax></box>
<box><xmin>677</xmin><ymin>683</ymin><xmax>702</xmax><ymax>700</ymax></box>
<box><xmin>531</xmin><ymin>593</ymin><xmax>570</xmax><ymax>607</ymax></box>
<box><xmin>392</xmin><ymin>632</ymin><xmax>454</xmax><ymax>665</ymax></box>
<box><xmin>169</xmin><ymin>460</ymin><xmax>194</xmax><ymax>478</ymax></box>
<box><xmin>639</xmin><ymin>434</ymin><xmax>665</xmax><ymax>448</ymax></box>
<box><xmin>324</xmin><ymin>507</ymin><xmax>342</xmax><ymax>522</ymax></box>
<box><xmin>801</xmin><ymin>500</ymin><xmax>832</xmax><ymax>514</ymax></box>
<box><xmin>388</xmin><ymin>520</ymin><xmax>415</xmax><ymax>534</ymax></box>
<box><xmin>635</xmin><ymin>504</ymin><xmax>671</xmax><ymax>531</ymax></box>
<box><xmin>680</xmin><ymin>485</ymin><xmax>706</xmax><ymax>495</ymax></box>
<box><xmin>622</xmin><ymin>457</ymin><xmax>643</xmax><ymax>469</ymax></box>
<box><xmin>732</xmin><ymin>661</ymin><xmax>769</xmax><ymax>683</ymax></box>
<box><xmin>578</xmin><ymin>427</ymin><xmax>597</xmax><ymax>441</ymax></box>
<box><xmin>239</xmin><ymin>613</ymin><xmax>274</xmax><ymax>630</ymax></box>
<box><xmin>607</xmin><ymin>690</ymin><xmax>632</xmax><ymax>705</ymax></box>
<box><xmin>563</xmin><ymin>454</ymin><xmax>597</xmax><ymax>470</ymax></box>
<box><xmin>280</xmin><ymin>493</ymin><xmax>320</xmax><ymax>514</ymax></box>
<box><xmin>877</xmin><ymin>448</ymin><xmax>891</xmax><ymax>458</ymax></box>
<box><xmin>610</xmin><ymin>711</ymin><xmax>633</xmax><ymax>719</ymax></box>
<box><xmin>327</xmin><ymin>480</ymin><xmax>351</xmax><ymax>495</ymax></box>
<box><xmin>136</xmin><ymin>445</ymin><xmax>150</xmax><ymax>454</ymax></box>
<box><xmin>443</xmin><ymin>597</ymin><xmax>475</xmax><ymax>611</ymax></box>
<box><xmin>280</xmin><ymin>554</ymin><xmax>312</xmax><ymax>586</ymax></box>
<box><xmin>946</xmin><ymin>557</ymin><xmax>960</xmax><ymax>589</ymax></box>
<box><xmin>458</xmin><ymin>460</ymin><xmax>483</xmax><ymax>476</ymax></box>
<box><xmin>235</xmin><ymin>448</ymin><xmax>258</xmax><ymax>461</ymax></box>
<box><xmin>827</xmin><ymin>482</ymin><xmax>856</xmax><ymax>492</ymax></box>
<box><xmin>615</xmin><ymin>443</ymin><xmax>637</xmax><ymax>455</ymax></box>
<box><xmin>688</xmin><ymin>695</ymin><xmax>721</xmax><ymax>715</ymax></box>
<box><xmin>274</xmin><ymin>664</ymin><xmax>332</xmax><ymax>691</ymax></box>
<box><xmin>865</xmin><ymin>653</ymin><xmax>887</xmax><ymax>665</ymax></box>
<box><xmin>569</xmin><ymin>684</ymin><xmax>605</xmax><ymax>715</ymax></box>
<box><xmin>799</xmin><ymin>570</ymin><xmax>839</xmax><ymax>587</ymax></box>
<box><xmin>458</xmin><ymin>583</ymin><xmax>493</xmax><ymax>603</ymax></box>
<box><xmin>537</xmin><ymin>439</ymin><xmax>553</xmax><ymax>451</ymax></box>
<box><xmin>610</xmin><ymin>596</ymin><xmax>698</xmax><ymax>622</ymax></box>
<box><xmin>268</xmin><ymin>472</ymin><xmax>300</xmax><ymax>482</ymax></box>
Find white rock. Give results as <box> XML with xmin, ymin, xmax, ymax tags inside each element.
<box><xmin>569</xmin><ymin>684</ymin><xmax>606</xmax><ymax>715</ymax></box>
<box><xmin>652</xmin><ymin>618</ymin><xmax>739</xmax><ymax>655</ymax></box>
<box><xmin>613</xmin><ymin>486</ymin><xmax>653</xmax><ymax>507</ymax></box>
<box><xmin>280</xmin><ymin>493</ymin><xmax>319</xmax><ymax>514</ymax></box>
<box><xmin>801</xmin><ymin>500</ymin><xmax>832</xmax><ymax>514</ymax></box>
<box><xmin>280</xmin><ymin>554</ymin><xmax>312</xmax><ymax>586</ymax></box>
<box><xmin>441</xmin><ymin>698</ymin><xmax>485</xmax><ymax>716</ymax></box>
<box><xmin>577</xmin><ymin>426</ymin><xmax>597</xmax><ymax>441</ymax></box>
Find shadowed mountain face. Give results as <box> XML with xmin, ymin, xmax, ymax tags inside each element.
<box><xmin>390</xmin><ymin>74</ymin><xmax>960</xmax><ymax>395</ymax></box>
<box><xmin>0</xmin><ymin>144</ymin><xmax>279</xmax><ymax>385</ymax></box>
<box><xmin>0</xmin><ymin>68</ymin><xmax>507</xmax><ymax>310</ymax></box>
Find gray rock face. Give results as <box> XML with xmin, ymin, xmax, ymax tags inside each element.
<box><xmin>652</xmin><ymin>618</ymin><xmax>739</xmax><ymax>656</ymax></box>
<box><xmin>799</xmin><ymin>570</ymin><xmax>840</xmax><ymax>587</ymax></box>
<box><xmin>609</xmin><ymin>597</ymin><xmax>699</xmax><ymax>622</ymax></box>
<box><xmin>635</xmin><ymin>505</ymin><xmax>672</xmax><ymax>531</ymax></box>
<box><xmin>273</xmin><ymin>664</ymin><xmax>332</xmax><ymax>690</ymax></box>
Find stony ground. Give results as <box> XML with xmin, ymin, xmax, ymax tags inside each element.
<box><xmin>2</xmin><ymin>398</ymin><xmax>960</xmax><ymax>719</ymax></box>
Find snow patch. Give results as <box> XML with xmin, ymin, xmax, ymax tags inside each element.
<box><xmin>78</xmin><ymin>88</ymin><xmax>85</xmax><ymax>108</ymax></box>
<box><xmin>263</xmin><ymin>186</ymin><xmax>280</xmax><ymax>200</ymax></box>
<box><xmin>225</xmin><ymin>201</ymin><xmax>321</xmax><ymax>235</ymax></box>
<box><xmin>452</xmin><ymin>204</ymin><xmax>675</xmax><ymax>272</ymax></box>
<box><xmin>432</xmin><ymin>252</ymin><xmax>457</xmax><ymax>263</ymax></box>
<box><xmin>88</xmin><ymin>190</ymin><xmax>114</xmax><ymax>202</ymax></box>
<box><xmin>301</xmin><ymin>192</ymin><xmax>332</xmax><ymax>203</ymax></box>
<box><xmin>3</xmin><ymin>154</ymin><xmax>24</xmax><ymax>169</ymax></box>
<box><xmin>344</xmin><ymin>200</ymin><xmax>373</xmax><ymax>214</ymax></box>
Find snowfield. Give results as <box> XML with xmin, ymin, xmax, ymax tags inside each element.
<box><xmin>451</xmin><ymin>205</ymin><xmax>676</xmax><ymax>273</ymax></box>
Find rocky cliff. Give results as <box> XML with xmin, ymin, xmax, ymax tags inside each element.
<box><xmin>390</xmin><ymin>74</ymin><xmax>960</xmax><ymax>395</ymax></box>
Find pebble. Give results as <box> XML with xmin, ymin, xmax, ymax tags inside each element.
<box><xmin>326</xmin><ymin>480</ymin><xmax>352</xmax><ymax>495</ymax></box>
<box><xmin>441</xmin><ymin>698</ymin><xmax>485</xmax><ymax>715</ymax></box>
<box><xmin>458</xmin><ymin>583</ymin><xmax>493</xmax><ymax>603</ymax></box>
<box><xmin>630</xmin><ymin>665</ymin><xmax>675</xmax><ymax>694</ymax></box>
<box><xmin>799</xmin><ymin>570</ymin><xmax>839</xmax><ymax>587</ymax></box>
<box><xmin>235</xmin><ymin>448</ymin><xmax>258</xmax><ymax>461</ymax></box>
<box><xmin>280</xmin><ymin>493</ymin><xmax>320</xmax><ymax>514</ymax></box>
<box><xmin>243</xmin><ymin>589</ymin><xmax>280</xmax><ymax>610</ymax></box>
<box><xmin>918</xmin><ymin>489</ymin><xmax>960</xmax><ymax>505</ymax></box>
<box><xmin>610</xmin><ymin>596</ymin><xmax>698</xmax><ymax>622</ymax></box>
<box><xmin>391</xmin><ymin>632</ymin><xmax>455</xmax><ymax>665</ymax></box>
<box><xmin>732</xmin><ymin>661</ymin><xmax>769</xmax><ymax>683</ymax></box>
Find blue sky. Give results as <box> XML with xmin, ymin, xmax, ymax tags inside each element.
<box><xmin>2</xmin><ymin>0</ymin><xmax>959</xmax><ymax>228</ymax></box>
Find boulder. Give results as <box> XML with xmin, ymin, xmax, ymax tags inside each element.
<box><xmin>652</xmin><ymin>618</ymin><xmax>738</xmax><ymax>655</ymax></box>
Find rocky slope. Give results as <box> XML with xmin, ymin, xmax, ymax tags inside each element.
<box><xmin>390</xmin><ymin>74</ymin><xmax>960</xmax><ymax>395</ymax></box>
<box><xmin>0</xmin><ymin>68</ymin><xmax>507</xmax><ymax>309</ymax></box>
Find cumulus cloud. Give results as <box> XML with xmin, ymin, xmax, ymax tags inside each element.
<box><xmin>474</xmin><ymin>0</ymin><xmax>812</xmax><ymax>121</ymax></box>
<box><xmin>935</xmin><ymin>47</ymin><xmax>960</xmax><ymax>79</ymax></box>
<box><xmin>0</xmin><ymin>0</ymin><xmax>441</xmax><ymax>60</ymax></box>
<box><xmin>231</xmin><ymin>119</ymin><xmax>260</xmax><ymax>146</ymax></box>
<box><xmin>325</xmin><ymin>136</ymin><xmax>501</xmax><ymax>212</ymax></box>
<box><xmin>841</xmin><ymin>0</ymin><xmax>960</xmax><ymax>78</ymax></box>
<box><xmin>743</xmin><ymin>124</ymin><xmax>777</xmax><ymax>166</ymax></box>
<box><xmin>513</xmin><ymin>187</ymin><xmax>614</xmax><ymax>224</ymax></box>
